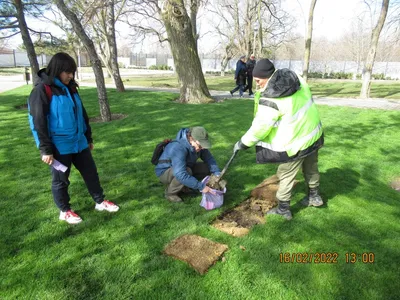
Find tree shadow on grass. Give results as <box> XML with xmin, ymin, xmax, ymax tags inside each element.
<box><xmin>292</xmin><ymin>167</ymin><xmax>361</xmax><ymax>215</ymax></box>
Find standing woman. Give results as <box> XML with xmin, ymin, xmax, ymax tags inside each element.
<box><xmin>28</xmin><ymin>52</ymin><xmax>119</xmax><ymax>224</ymax></box>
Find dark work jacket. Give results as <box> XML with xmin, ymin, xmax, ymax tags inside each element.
<box><xmin>28</xmin><ymin>69</ymin><xmax>92</xmax><ymax>155</ymax></box>
<box><xmin>235</xmin><ymin>60</ymin><xmax>247</xmax><ymax>85</ymax></box>
<box><xmin>246</xmin><ymin>59</ymin><xmax>256</xmax><ymax>76</ymax></box>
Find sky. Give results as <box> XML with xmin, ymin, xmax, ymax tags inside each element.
<box><xmin>282</xmin><ymin>0</ymin><xmax>362</xmax><ymax>39</ymax></box>
<box><xmin>5</xmin><ymin>0</ymin><xmax>366</xmax><ymax>53</ymax></box>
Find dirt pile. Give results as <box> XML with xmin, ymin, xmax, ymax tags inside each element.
<box><xmin>206</xmin><ymin>174</ymin><xmax>227</xmax><ymax>190</ymax></box>
<box><xmin>212</xmin><ymin>175</ymin><xmax>281</xmax><ymax>237</ymax></box>
<box><xmin>163</xmin><ymin>234</ymin><xmax>228</xmax><ymax>274</ymax></box>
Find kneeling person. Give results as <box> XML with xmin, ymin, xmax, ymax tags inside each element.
<box><xmin>155</xmin><ymin>127</ymin><xmax>220</xmax><ymax>202</ymax></box>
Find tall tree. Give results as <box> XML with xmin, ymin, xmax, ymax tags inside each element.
<box><xmin>125</xmin><ymin>0</ymin><xmax>212</xmax><ymax>103</ymax></box>
<box><xmin>162</xmin><ymin>0</ymin><xmax>211</xmax><ymax>103</ymax></box>
<box><xmin>76</xmin><ymin>0</ymin><xmax>126</xmax><ymax>92</ymax></box>
<box><xmin>55</xmin><ymin>0</ymin><xmax>111</xmax><ymax>122</ymax></box>
<box><xmin>0</xmin><ymin>0</ymin><xmax>49</xmax><ymax>85</ymax></box>
<box><xmin>208</xmin><ymin>0</ymin><xmax>294</xmax><ymax>75</ymax></box>
<box><xmin>360</xmin><ymin>0</ymin><xmax>390</xmax><ymax>98</ymax></box>
<box><xmin>302</xmin><ymin>0</ymin><xmax>318</xmax><ymax>82</ymax></box>
<box><xmin>104</xmin><ymin>0</ymin><xmax>125</xmax><ymax>92</ymax></box>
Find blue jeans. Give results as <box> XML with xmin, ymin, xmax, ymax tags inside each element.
<box><xmin>231</xmin><ymin>84</ymin><xmax>245</xmax><ymax>96</ymax></box>
<box><xmin>51</xmin><ymin>147</ymin><xmax>104</xmax><ymax>211</ymax></box>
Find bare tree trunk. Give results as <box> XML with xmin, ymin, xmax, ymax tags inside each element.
<box><xmin>220</xmin><ymin>55</ymin><xmax>231</xmax><ymax>76</ymax></box>
<box><xmin>14</xmin><ymin>0</ymin><xmax>40</xmax><ymax>85</ymax></box>
<box><xmin>162</xmin><ymin>0</ymin><xmax>212</xmax><ymax>103</ymax></box>
<box><xmin>55</xmin><ymin>0</ymin><xmax>111</xmax><ymax>122</ymax></box>
<box><xmin>360</xmin><ymin>0</ymin><xmax>390</xmax><ymax>98</ymax></box>
<box><xmin>106</xmin><ymin>0</ymin><xmax>125</xmax><ymax>92</ymax></box>
<box><xmin>257</xmin><ymin>1</ymin><xmax>263</xmax><ymax>56</ymax></box>
<box><xmin>190</xmin><ymin>0</ymin><xmax>199</xmax><ymax>50</ymax></box>
<box><xmin>302</xmin><ymin>0</ymin><xmax>318</xmax><ymax>82</ymax></box>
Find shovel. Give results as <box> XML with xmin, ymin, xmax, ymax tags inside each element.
<box><xmin>215</xmin><ymin>150</ymin><xmax>238</xmax><ymax>183</ymax></box>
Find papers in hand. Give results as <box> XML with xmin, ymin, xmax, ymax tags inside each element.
<box><xmin>52</xmin><ymin>159</ymin><xmax>68</xmax><ymax>172</ymax></box>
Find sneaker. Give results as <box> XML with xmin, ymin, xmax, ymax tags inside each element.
<box><xmin>249</xmin><ymin>93</ymin><xmax>254</xmax><ymax>96</ymax></box>
<box><xmin>95</xmin><ymin>200</ymin><xmax>120</xmax><ymax>212</ymax></box>
<box><xmin>59</xmin><ymin>210</ymin><xmax>82</xmax><ymax>224</ymax></box>
<box><xmin>229</xmin><ymin>91</ymin><xmax>233</xmax><ymax>96</ymax></box>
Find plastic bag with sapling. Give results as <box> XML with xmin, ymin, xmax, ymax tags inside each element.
<box><xmin>200</xmin><ymin>175</ymin><xmax>227</xmax><ymax>210</ymax></box>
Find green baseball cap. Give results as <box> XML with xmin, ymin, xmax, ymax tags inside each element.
<box><xmin>190</xmin><ymin>126</ymin><xmax>211</xmax><ymax>149</ymax></box>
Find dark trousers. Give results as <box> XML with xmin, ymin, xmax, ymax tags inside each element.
<box><xmin>159</xmin><ymin>162</ymin><xmax>210</xmax><ymax>195</ymax></box>
<box><xmin>231</xmin><ymin>84</ymin><xmax>245</xmax><ymax>96</ymax></box>
<box><xmin>244</xmin><ymin>75</ymin><xmax>253</xmax><ymax>94</ymax></box>
<box><xmin>51</xmin><ymin>147</ymin><xmax>104</xmax><ymax>212</ymax></box>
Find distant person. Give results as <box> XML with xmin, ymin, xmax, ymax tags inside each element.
<box><xmin>230</xmin><ymin>55</ymin><xmax>247</xmax><ymax>97</ymax></box>
<box><xmin>233</xmin><ymin>59</ymin><xmax>324</xmax><ymax>220</ymax></box>
<box><xmin>28</xmin><ymin>52</ymin><xmax>119</xmax><ymax>224</ymax></box>
<box><xmin>243</xmin><ymin>54</ymin><xmax>256</xmax><ymax>96</ymax></box>
<box><xmin>155</xmin><ymin>127</ymin><xmax>220</xmax><ymax>202</ymax></box>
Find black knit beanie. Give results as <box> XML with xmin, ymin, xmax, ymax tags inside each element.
<box><xmin>252</xmin><ymin>59</ymin><xmax>275</xmax><ymax>78</ymax></box>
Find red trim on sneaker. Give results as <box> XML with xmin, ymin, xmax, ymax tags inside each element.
<box><xmin>66</xmin><ymin>210</ymin><xmax>80</xmax><ymax>218</ymax></box>
<box><xmin>103</xmin><ymin>200</ymin><xmax>116</xmax><ymax>206</ymax></box>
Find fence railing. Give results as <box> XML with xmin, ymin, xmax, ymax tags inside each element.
<box><xmin>1</xmin><ymin>50</ymin><xmax>399</xmax><ymax>79</ymax></box>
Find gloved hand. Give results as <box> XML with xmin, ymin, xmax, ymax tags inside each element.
<box><xmin>233</xmin><ymin>140</ymin><xmax>248</xmax><ymax>153</ymax></box>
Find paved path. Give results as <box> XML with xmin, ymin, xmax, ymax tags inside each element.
<box><xmin>80</xmin><ymin>82</ymin><xmax>400</xmax><ymax>111</ymax></box>
<box><xmin>0</xmin><ymin>75</ymin><xmax>27</xmax><ymax>93</ymax></box>
<box><xmin>1</xmin><ymin>77</ymin><xmax>399</xmax><ymax>110</ymax></box>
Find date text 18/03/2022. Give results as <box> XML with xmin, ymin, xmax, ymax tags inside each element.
<box><xmin>279</xmin><ymin>252</ymin><xmax>375</xmax><ymax>264</ymax></box>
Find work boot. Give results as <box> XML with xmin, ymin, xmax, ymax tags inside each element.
<box><xmin>164</xmin><ymin>190</ymin><xmax>183</xmax><ymax>203</ymax></box>
<box><xmin>266</xmin><ymin>200</ymin><xmax>292</xmax><ymax>220</ymax></box>
<box><xmin>301</xmin><ymin>187</ymin><xmax>324</xmax><ymax>207</ymax></box>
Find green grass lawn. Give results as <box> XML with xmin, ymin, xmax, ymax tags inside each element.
<box><xmin>0</xmin><ymin>67</ymin><xmax>26</xmax><ymax>76</ymax></box>
<box><xmin>1</xmin><ymin>86</ymin><xmax>400</xmax><ymax>299</ymax></box>
<box><xmin>98</xmin><ymin>74</ymin><xmax>400</xmax><ymax>99</ymax></box>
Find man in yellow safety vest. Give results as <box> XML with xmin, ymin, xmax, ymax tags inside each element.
<box><xmin>233</xmin><ymin>59</ymin><xmax>324</xmax><ymax>220</ymax></box>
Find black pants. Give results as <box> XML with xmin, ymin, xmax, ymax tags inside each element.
<box><xmin>244</xmin><ymin>75</ymin><xmax>253</xmax><ymax>94</ymax></box>
<box><xmin>51</xmin><ymin>147</ymin><xmax>104</xmax><ymax>212</ymax></box>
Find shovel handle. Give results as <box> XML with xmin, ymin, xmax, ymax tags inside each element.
<box><xmin>216</xmin><ymin>150</ymin><xmax>238</xmax><ymax>182</ymax></box>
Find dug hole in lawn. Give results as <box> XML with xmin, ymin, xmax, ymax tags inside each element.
<box><xmin>163</xmin><ymin>175</ymin><xmax>284</xmax><ymax>274</ymax></box>
<box><xmin>212</xmin><ymin>175</ymin><xmax>290</xmax><ymax>237</ymax></box>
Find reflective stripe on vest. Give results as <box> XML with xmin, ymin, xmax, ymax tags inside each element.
<box><xmin>257</xmin><ymin>122</ymin><xmax>322</xmax><ymax>152</ymax></box>
<box><xmin>290</xmin><ymin>98</ymin><xmax>314</xmax><ymax>123</ymax></box>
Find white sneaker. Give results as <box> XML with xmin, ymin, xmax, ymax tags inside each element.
<box><xmin>95</xmin><ymin>200</ymin><xmax>119</xmax><ymax>212</ymax></box>
<box><xmin>59</xmin><ymin>210</ymin><xmax>82</xmax><ymax>224</ymax></box>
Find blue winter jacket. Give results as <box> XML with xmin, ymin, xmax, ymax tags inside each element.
<box><xmin>28</xmin><ymin>70</ymin><xmax>91</xmax><ymax>155</ymax></box>
<box><xmin>155</xmin><ymin>128</ymin><xmax>221</xmax><ymax>191</ymax></box>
